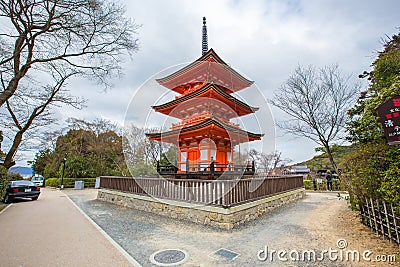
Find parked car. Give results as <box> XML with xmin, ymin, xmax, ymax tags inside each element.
<box><xmin>3</xmin><ymin>180</ymin><xmax>41</xmax><ymax>203</ymax></box>
<box><xmin>31</xmin><ymin>175</ymin><xmax>45</xmax><ymax>187</ymax></box>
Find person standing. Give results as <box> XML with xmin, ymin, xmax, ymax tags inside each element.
<box><xmin>210</xmin><ymin>157</ymin><xmax>215</xmax><ymax>171</ymax></box>
<box><xmin>210</xmin><ymin>156</ymin><xmax>215</xmax><ymax>179</ymax></box>
<box><xmin>326</xmin><ymin>170</ymin><xmax>333</xmax><ymax>191</ymax></box>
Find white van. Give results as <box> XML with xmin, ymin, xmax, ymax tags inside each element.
<box><xmin>31</xmin><ymin>175</ymin><xmax>45</xmax><ymax>187</ymax></box>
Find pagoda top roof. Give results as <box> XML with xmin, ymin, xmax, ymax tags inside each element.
<box><xmin>146</xmin><ymin>116</ymin><xmax>263</xmax><ymax>144</ymax></box>
<box><xmin>156</xmin><ymin>49</ymin><xmax>254</xmax><ymax>94</ymax></box>
<box><xmin>152</xmin><ymin>83</ymin><xmax>259</xmax><ymax>118</ymax></box>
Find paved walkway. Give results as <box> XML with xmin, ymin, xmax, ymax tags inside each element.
<box><xmin>66</xmin><ymin>190</ymin><xmax>399</xmax><ymax>267</ymax></box>
<box><xmin>0</xmin><ymin>188</ymin><xmax>136</xmax><ymax>267</ymax></box>
<box><xmin>1</xmin><ymin>188</ymin><xmax>397</xmax><ymax>267</ymax></box>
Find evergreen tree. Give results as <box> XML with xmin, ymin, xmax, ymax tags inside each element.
<box><xmin>343</xmin><ymin>32</ymin><xmax>400</xmax><ymax>205</ymax></box>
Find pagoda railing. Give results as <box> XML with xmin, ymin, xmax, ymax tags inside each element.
<box><xmin>170</xmin><ymin>115</ymin><xmax>240</xmax><ymax>130</ymax></box>
<box><xmin>157</xmin><ymin>162</ymin><xmax>255</xmax><ymax>175</ymax></box>
<box><xmin>186</xmin><ymin>162</ymin><xmax>254</xmax><ymax>173</ymax></box>
<box><xmin>99</xmin><ymin>175</ymin><xmax>304</xmax><ymax>208</ymax></box>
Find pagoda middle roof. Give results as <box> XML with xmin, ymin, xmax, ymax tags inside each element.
<box><xmin>152</xmin><ymin>83</ymin><xmax>259</xmax><ymax>118</ymax></box>
<box><xmin>156</xmin><ymin>49</ymin><xmax>254</xmax><ymax>94</ymax></box>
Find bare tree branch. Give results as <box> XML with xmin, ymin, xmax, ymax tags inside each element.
<box><xmin>0</xmin><ymin>63</ymin><xmax>85</xmax><ymax>168</ymax></box>
<box><xmin>0</xmin><ymin>0</ymin><xmax>139</xmax><ymax>167</ymax></box>
<box><xmin>271</xmin><ymin>65</ymin><xmax>360</xmax><ymax>173</ymax></box>
<box><xmin>0</xmin><ymin>0</ymin><xmax>139</xmax><ymax>107</ymax></box>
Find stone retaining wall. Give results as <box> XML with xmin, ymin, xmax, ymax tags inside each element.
<box><xmin>97</xmin><ymin>188</ymin><xmax>305</xmax><ymax>230</ymax></box>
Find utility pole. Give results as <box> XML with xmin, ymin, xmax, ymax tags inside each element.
<box><xmin>61</xmin><ymin>155</ymin><xmax>67</xmax><ymax>189</ymax></box>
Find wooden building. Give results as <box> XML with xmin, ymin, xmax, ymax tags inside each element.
<box><xmin>146</xmin><ymin>18</ymin><xmax>263</xmax><ymax>177</ymax></box>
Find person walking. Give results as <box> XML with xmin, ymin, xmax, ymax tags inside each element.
<box><xmin>326</xmin><ymin>170</ymin><xmax>333</xmax><ymax>191</ymax></box>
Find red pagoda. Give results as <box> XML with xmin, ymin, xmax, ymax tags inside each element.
<box><xmin>146</xmin><ymin>17</ymin><xmax>263</xmax><ymax>177</ymax></box>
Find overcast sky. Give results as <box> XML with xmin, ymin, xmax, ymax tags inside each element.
<box><xmin>12</xmin><ymin>0</ymin><xmax>400</xmax><ymax>165</ymax></box>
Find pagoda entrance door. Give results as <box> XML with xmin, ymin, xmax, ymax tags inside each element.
<box><xmin>216</xmin><ymin>151</ymin><xmax>227</xmax><ymax>166</ymax></box>
<box><xmin>187</xmin><ymin>149</ymin><xmax>200</xmax><ymax>163</ymax></box>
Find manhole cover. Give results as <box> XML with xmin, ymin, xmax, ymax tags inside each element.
<box><xmin>150</xmin><ymin>249</ymin><xmax>189</xmax><ymax>266</ymax></box>
<box><xmin>210</xmin><ymin>248</ymin><xmax>240</xmax><ymax>261</ymax></box>
<box><xmin>97</xmin><ymin>213</ymin><xmax>111</xmax><ymax>218</ymax></box>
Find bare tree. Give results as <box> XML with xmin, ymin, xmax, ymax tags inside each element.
<box><xmin>257</xmin><ymin>152</ymin><xmax>273</xmax><ymax>174</ymax></box>
<box><xmin>257</xmin><ymin>151</ymin><xmax>290</xmax><ymax>174</ymax></box>
<box><xmin>248</xmin><ymin>148</ymin><xmax>259</xmax><ymax>165</ymax></box>
<box><xmin>144</xmin><ymin>127</ymin><xmax>169</xmax><ymax>165</ymax></box>
<box><xmin>0</xmin><ymin>65</ymin><xmax>84</xmax><ymax>168</ymax></box>
<box><xmin>39</xmin><ymin>129</ymin><xmax>66</xmax><ymax>151</ymax></box>
<box><xmin>0</xmin><ymin>0</ymin><xmax>139</xmax><ymax>107</ymax></box>
<box><xmin>271</xmin><ymin>65</ymin><xmax>359</xmax><ymax>173</ymax></box>
<box><xmin>123</xmin><ymin>125</ymin><xmax>157</xmax><ymax>165</ymax></box>
<box><xmin>270</xmin><ymin>151</ymin><xmax>282</xmax><ymax>170</ymax></box>
<box><xmin>67</xmin><ymin>117</ymin><xmax>119</xmax><ymax>136</ymax></box>
<box><xmin>0</xmin><ymin>0</ymin><xmax>139</xmax><ymax>167</ymax></box>
<box><xmin>123</xmin><ymin>124</ymin><xmax>146</xmax><ymax>167</ymax></box>
<box><xmin>123</xmin><ymin>124</ymin><xmax>175</xmax><ymax>174</ymax></box>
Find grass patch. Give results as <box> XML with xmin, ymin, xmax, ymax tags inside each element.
<box><xmin>0</xmin><ymin>203</ymin><xmax>8</xmax><ymax>212</ymax></box>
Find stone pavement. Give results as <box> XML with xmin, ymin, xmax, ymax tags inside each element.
<box><xmin>66</xmin><ymin>189</ymin><xmax>356</xmax><ymax>267</ymax></box>
<box><xmin>3</xmin><ymin>188</ymin><xmax>396</xmax><ymax>267</ymax></box>
<box><xmin>0</xmin><ymin>187</ymin><xmax>138</xmax><ymax>267</ymax></box>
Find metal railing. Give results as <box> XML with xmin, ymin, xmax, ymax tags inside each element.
<box><xmin>99</xmin><ymin>175</ymin><xmax>304</xmax><ymax>208</ymax></box>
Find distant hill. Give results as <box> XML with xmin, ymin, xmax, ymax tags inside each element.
<box><xmin>298</xmin><ymin>144</ymin><xmax>352</xmax><ymax>171</ymax></box>
<box><xmin>8</xmin><ymin>166</ymin><xmax>34</xmax><ymax>178</ymax></box>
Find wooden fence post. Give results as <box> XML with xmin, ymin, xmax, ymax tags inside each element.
<box><xmin>382</xmin><ymin>201</ymin><xmax>392</xmax><ymax>242</ymax></box>
<box><xmin>376</xmin><ymin>200</ymin><xmax>385</xmax><ymax>236</ymax></box>
<box><xmin>365</xmin><ymin>197</ymin><xmax>373</xmax><ymax>230</ymax></box>
<box><xmin>390</xmin><ymin>203</ymin><xmax>400</xmax><ymax>244</ymax></box>
<box><xmin>369</xmin><ymin>198</ymin><xmax>379</xmax><ymax>234</ymax></box>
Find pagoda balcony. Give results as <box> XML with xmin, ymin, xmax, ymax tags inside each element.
<box><xmin>173</xmin><ymin>82</ymin><xmax>205</xmax><ymax>98</ymax></box>
<box><xmin>157</xmin><ymin>161</ymin><xmax>256</xmax><ymax>177</ymax></box>
<box><xmin>171</xmin><ymin>115</ymin><xmax>240</xmax><ymax>130</ymax></box>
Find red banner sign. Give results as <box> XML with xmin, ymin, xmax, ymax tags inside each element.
<box><xmin>377</xmin><ymin>95</ymin><xmax>400</xmax><ymax>145</ymax></box>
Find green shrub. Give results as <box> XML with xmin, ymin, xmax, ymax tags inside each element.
<box><xmin>0</xmin><ymin>166</ymin><xmax>8</xmax><ymax>201</ymax></box>
<box><xmin>341</xmin><ymin>142</ymin><xmax>400</xmax><ymax>205</ymax></box>
<box><xmin>333</xmin><ymin>179</ymin><xmax>341</xmax><ymax>191</ymax></box>
<box><xmin>45</xmin><ymin>178</ymin><xmax>96</xmax><ymax>188</ymax></box>
<box><xmin>45</xmin><ymin>178</ymin><xmax>60</xmax><ymax>187</ymax></box>
<box><xmin>8</xmin><ymin>172</ymin><xmax>24</xmax><ymax>181</ymax></box>
<box><xmin>303</xmin><ymin>178</ymin><xmax>343</xmax><ymax>191</ymax></box>
<box><xmin>303</xmin><ymin>179</ymin><xmax>312</xmax><ymax>190</ymax></box>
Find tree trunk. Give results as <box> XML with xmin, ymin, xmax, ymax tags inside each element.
<box><xmin>3</xmin><ymin>131</ymin><xmax>24</xmax><ymax>169</ymax></box>
<box><xmin>324</xmin><ymin>143</ymin><xmax>339</xmax><ymax>175</ymax></box>
<box><xmin>0</xmin><ymin>33</ymin><xmax>31</xmax><ymax>108</ymax></box>
<box><xmin>0</xmin><ymin>77</ymin><xmax>22</xmax><ymax>108</ymax></box>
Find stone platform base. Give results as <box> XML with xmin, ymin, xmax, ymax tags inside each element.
<box><xmin>97</xmin><ymin>188</ymin><xmax>305</xmax><ymax>230</ymax></box>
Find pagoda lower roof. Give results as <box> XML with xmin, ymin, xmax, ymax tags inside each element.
<box><xmin>156</xmin><ymin>49</ymin><xmax>254</xmax><ymax>94</ymax></box>
<box><xmin>152</xmin><ymin>83</ymin><xmax>259</xmax><ymax>119</ymax></box>
<box><xmin>146</xmin><ymin>116</ymin><xmax>263</xmax><ymax>145</ymax></box>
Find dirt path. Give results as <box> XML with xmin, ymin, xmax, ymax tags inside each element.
<box><xmin>303</xmin><ymin>192</ymin><xmax>399</xmax><ymax>267</ymax></box>
<box><xmin>66</xmin><ymin>189</ymin><xmax>399</xmax><ymax>266</ymax></box>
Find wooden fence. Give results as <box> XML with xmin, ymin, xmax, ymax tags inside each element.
<box><xmin>360</xmin><ymin>197</ymin><xmax>400</xmax><ymax>245</ymax></box>
<box><xmin>99</xmin><ymin>175</ymin><xmax>303</xmax><ymax>208</ymax></box>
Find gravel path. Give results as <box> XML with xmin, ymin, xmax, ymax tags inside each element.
<box><xmin>66</xmin><ymin>190</ymin><xmax>399</xmax><ymax>267</ymax></box>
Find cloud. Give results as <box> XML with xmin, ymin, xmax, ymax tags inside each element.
<box><xmin>10</xmin><ymin>0</ymin><xmax>400</xmax><ymax>165</ymax></box>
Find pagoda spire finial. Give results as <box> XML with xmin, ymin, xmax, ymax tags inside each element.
<box><xmin>202</xmin><ymin>17</ymin><xmax>208</xmax><ymax>55</ymax></box>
